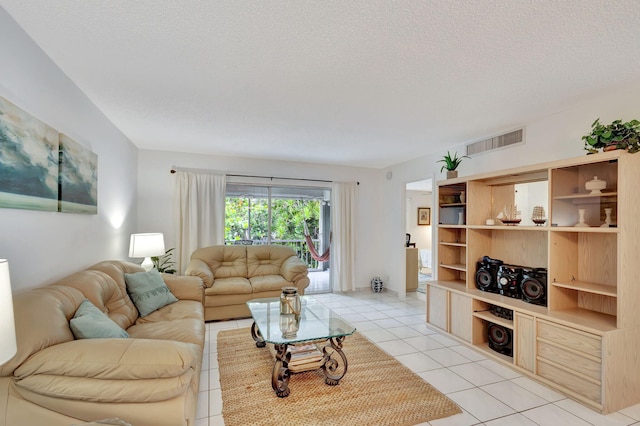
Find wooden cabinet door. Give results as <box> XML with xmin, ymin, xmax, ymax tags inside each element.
<box><xmin>449</xmin><ymin>292</ymin><xmax>472</xmax><ymax>342</ymax></box>
<box><xmin>514</xmin><ymin>313</ymin><xmax>535</xmax><ymax>373</ymax></box>
<box><xmin>427</xmin><ymin>285</ymin><xmax>448</xmax><ymax>331</ymax></box>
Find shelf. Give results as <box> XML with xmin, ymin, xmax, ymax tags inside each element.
<box><xmin>438</xmin><ymin>224</ymin><xmax>466</xmax><ymax>229</ymax></box>
<box><xmin>553</xmin><ymin>192</ymin><xmax>617</xmax><ymax>200</ymax></box>
<box><xmin>545</xmin><ymin>308</ymin><xmax>617</xmax><ymax>333</ymax></box>
<box><xmin>469</xmin><ymin>225</ymin><xmax>548</xmax><ymax>231</ymax></box>
<box><xmin>439</xmin><ymin>263</ymin><xmax>466</xmax><ymax>272</ymax></box>
<box><xmin>439</xmin><ymin>242</ymin><xmax>466</xmax><ymax>247</ymax></box>
<box><xmin>473</xmin><ymin>310</ymin><xmax>514</xmax><ymax>329</ymax></box>
<box><xmin>549</xmin><ymin>226</ymin><xmax>618</xmax><ymax>233</ymax></box>
<box><xmin>440</xmin><ymin>202</ymin><xmax>466</xmax><ymax>207</ymax></box>
<box><xmin>552</xmin><ymin>280</ymin><xmax>616</xmax><ymax>298</ymax></box>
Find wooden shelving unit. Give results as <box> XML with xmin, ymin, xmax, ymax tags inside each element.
<box><xmin>426</xmin><ymin>151</ymin><xmax>640</xmax><ymax>414</ymax></box>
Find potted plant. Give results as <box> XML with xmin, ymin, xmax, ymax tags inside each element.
<box><xmin>582</xmin><ymin>118</ymin><xmax>640</xmax><ymax>154</ymax></box>
<box><xmin>151</xmin><ymin>248</ymin><xmax>177</xmax><ymax>274</ymax></box>
<box><xmin>438</xmin><ymin>151</ymin><xmax>469</xmax><ymax>179</ymax></box>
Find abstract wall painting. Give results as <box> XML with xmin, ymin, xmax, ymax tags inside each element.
<box><xmin>58</xmin><ymin>134</ymin><xmax>98</xmax><ymax>214</ymax></box>
<box><xmin>0</xmin><ymin>96</ymin><xmax>98</xmax><ymax>214</ymax></box>
<box><xmin>0</xmin><ymin>97</ymin><xmax>59</xmax><ymax>212</ymax></box>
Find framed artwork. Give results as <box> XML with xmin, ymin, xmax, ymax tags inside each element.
<box><xmin>58</xmin><ymin>134</ymin><xmax>98</xmax><ymax>214</ymax></box>
<box><xmin>418</xmin><ymin>207</ymin><xmax>431</xmax><ymax>225</ymax></box>
<box><xmin>0</xmin><ymin>96</ymin><xmax>59</xmax><ymax>211</ymax></box>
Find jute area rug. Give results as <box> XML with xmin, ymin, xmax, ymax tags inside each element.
<box><xmin>217</xmin><ymin>328</ymin><xmax>461</xmax><ymax>426</ymax></box>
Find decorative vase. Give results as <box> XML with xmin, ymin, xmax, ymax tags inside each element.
<box><xmin>459</xmin><ymin>191</ymin><xmax>466</xmax><ymax>203</ymax></box>
<box><xmin>601</xmin><ymin>208</ymin><xmax>613</xmax><ymax>228</ymax></box>
<box><xmin>446</xmin><ymin>170</ymin><xmax>458</xmax><ymax>179</ymax></box>
<box><xmin>280</xmin><ymin>287</ymin><xmax>301</xmax><ymax>316</ymax></box>
<box><xmin>279</xmin><ymin>287</ymin><xmax>301</xmax><ymax>338</ymax></box>
<box><xmin>457</xmin><ymin>211</ymin><xmax>464</xmax><ymax>225</ymax></box>
<box><xmin>574</xmin><ymin>208</ymin><xmax>589</xmax><ymax>227</ymax></box>
<box><xmin>585</xmin><ymin>176</ymin><xmax>606</xmax><ymax>194</ymax></box>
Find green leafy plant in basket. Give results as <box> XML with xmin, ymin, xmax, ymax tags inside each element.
<box><xmin>582</xmin><ymin>118</ymin><xmax>640</xmax><ymax>154</ymax></box>
<box><xmin>152</xmin><ymin>248</ymin><xmax>177</xmax><ymax>274</ymax></box>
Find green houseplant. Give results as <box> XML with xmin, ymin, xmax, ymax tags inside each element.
<box><xmin>151</xmin><ymin>248</ymin><xmax>177</xmax><ymax>274</ymax></box>
<box><xmin>438</xmin><ymin>151</ymin><xmax>469</xmax><ymax>179</ymax></box>
<box><xmin>582</xmin><ymin>118</ymin><xmax>640</xmax><ymax>154</ymax></box>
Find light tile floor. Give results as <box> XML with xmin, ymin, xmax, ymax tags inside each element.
<box><xmin>195</xmin><ymin>291</ymin><xmax>640</xmax><ymax>426</ymax></box>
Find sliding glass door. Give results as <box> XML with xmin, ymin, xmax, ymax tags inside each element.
<box><xmin>225</xmin><ymin>184</ymin><xmax>330</xmax><ymax>272</ymax></box>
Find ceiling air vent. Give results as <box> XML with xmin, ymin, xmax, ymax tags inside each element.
<box><xmin>466</xmin><ymin>128</ymin><xmax>524</xmax><ymax>156</ymax></box>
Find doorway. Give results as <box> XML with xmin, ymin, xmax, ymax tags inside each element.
<box><xmin>405</xmin><ymin>179</ymin><xmax>434</xmax><ymax>294</ymax></box>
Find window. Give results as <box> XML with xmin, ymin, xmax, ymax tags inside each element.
<box><xmin>225</xmin><ymin>184</ymin><xmax>330</xmax><ymax>270</ymax></box>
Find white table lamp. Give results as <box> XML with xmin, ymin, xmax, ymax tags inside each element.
<box><xmin>129</xmin><ymin>233</ymin><xmax>165</xmax><ymax>271</ymax></box>
<box><xmin>0</xmin><ymin>259</ymin><xmax>17</xmax><ymax>365</ymax></box>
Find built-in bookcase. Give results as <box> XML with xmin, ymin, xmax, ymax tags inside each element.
<box><xmin>426</xmin><ymin>151</ymin><xmax>640</xmax><ymax>414</ymax></box>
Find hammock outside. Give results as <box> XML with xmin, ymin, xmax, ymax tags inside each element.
<box><xmin>303</xmin><ymin>221</ymin><xmax>330</xmax><ymax>262</ymax></box>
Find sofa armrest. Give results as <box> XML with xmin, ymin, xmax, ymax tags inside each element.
<box><xmin>185</xmin><ymin>259</ymin><xmax>214</xmax><ymax>288</ymax></box>
<box><xmin>281</xmin><ymin>256</ymin><xmax>308</xmax><ymax>282</ymax></box>
<box><xmin>162</xmin><ymin>274</ymin><xmax>204</xmax><ymax>302</ymax></box>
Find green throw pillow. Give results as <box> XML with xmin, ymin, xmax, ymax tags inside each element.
<box><xmin>124</xmin><ymin>269</ymin><xmax>179</xmax><ymax>317</ymax></box>
<box><xmin>70</xmin><ymin>299</ymin><xmax>129</xmax><ymax>339</ymax></box>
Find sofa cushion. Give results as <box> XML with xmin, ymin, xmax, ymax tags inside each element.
<box><xmin>70</xmin><ymin>300</ymin><xmax>129</xmax><ymax>339</ymax></box>
<box><xmin>127</xmin><ymin>319</ymin><xmax>206</xmax><ymax>347</ymax></box>
<box><xmin>247</xmin><ymin>245</ymin><xmax>294</xmax><ymax>277</ymax></box>
<box><xmin>124</xmin><ymin>270</ymin><xmax>179</xmax><ymax>317</ymax></box>
<box><xmin>13</xmin><ymin>339</ymin><xmax>197</xmax><ymax>403</ymax></box>
<box><xmin>191</xmin><ymin>245</ymin><xmax>248</xmax><ymax>279</ymax></box>
<box><xmin>209</xmin><ymin>277</ymin><xmax>252</xmax><ymax>295</ymax></box>
<box><xmin>249</xmin><ymin>275</ymin><xmax>290</xmax><ymax>292</ymax></box>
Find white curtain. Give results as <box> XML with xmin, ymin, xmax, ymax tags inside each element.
<box><xmin>174</xmin><ymin>171</ymin><xmax>226</xmax><ymax>273</ymax></box>
<box><xmin>330</xmin><ymin>181</ymin><xmax>357</xmax><ymax>292</ymax></box>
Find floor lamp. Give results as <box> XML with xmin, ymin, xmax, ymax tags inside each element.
<box><xmin>0</xmin><ymin>259</ymin><xmax>17</xmax><ymax>365</ymax></box>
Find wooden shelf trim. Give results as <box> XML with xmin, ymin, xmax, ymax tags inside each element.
<box><xmin>439</xmin><ymin>242</ymin><xmax>467</xmax><ymax>247</ymax></box>
<box><xmin>473</xmin><ymin>311</ymin><xmax>514</xmax><ymax>329</ymax></box>
<box><xmin>439</xmin><ymin>263</ymin><xmax>466</xmax><ymax>272</ymax></box>
<box><xmin>551</xmin><ymin>280</ymin><xmax>617</xmax><ymax>297</ymax></box>
<box><xmin>553</xmin><ymin>191</ymin><xmax>617</xmax><ymax>200</ymax></box>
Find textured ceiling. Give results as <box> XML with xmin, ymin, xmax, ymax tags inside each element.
<box><xmin>1</xmin><ymin>1</ymin><xmax>639</xmax><ymax>168</ymax></box>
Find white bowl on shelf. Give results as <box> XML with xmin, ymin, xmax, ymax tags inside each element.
<box><xmin>585</xmin><ymin>176</ymin><xmax>606</xmax><ymax>194</ymax></box>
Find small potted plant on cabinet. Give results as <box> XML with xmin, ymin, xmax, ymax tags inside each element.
<box><xmin>582</xmin><ymin>118</ymin><xmax>640</xmax><ymax>154</ymax></box>
<box><xmin>438</xmin><ymin>151</ymin><xmax>469</xmax><ymax>179</ymax></box>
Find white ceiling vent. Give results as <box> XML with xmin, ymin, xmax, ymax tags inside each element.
<box><xmin>466</xmin><ymin>128</ymin><xmax>524</xmax><ymax>156</ymax></box>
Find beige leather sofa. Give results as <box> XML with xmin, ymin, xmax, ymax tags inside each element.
<box><xmin>0</xmin><ymin>260</ymin><xmax>205</xmax><ymax>426</ymax></box>
<box><xmin>186</xmin><ymin>244</ymin><xmax>310</xmax><ymax>321</ymax></box>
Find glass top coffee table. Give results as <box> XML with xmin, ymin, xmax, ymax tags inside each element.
<box><xmin>247</xmin><ymin>296</ymin><xmax>356</xmax><ymax>397</ymax></box>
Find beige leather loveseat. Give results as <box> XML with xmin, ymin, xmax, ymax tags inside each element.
<box><xmin>0</xmin><ymin>260</ymin><xmax>205</xmax><ymax>426</ymax></box>
<box><xmin>186</xmin><ymin>244</ymin><xmax>310</xmax><ymax>321</ymax></box>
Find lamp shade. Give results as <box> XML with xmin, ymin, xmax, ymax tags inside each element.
<box><xmin>129</xmin><ymin>233</ymin><xmax>165</xmax><ymax>258</ymax></box>
<box><xmin>0</xmin><ymin>259</ymin><xmax>17</xmax><ymax>365</ymax></box>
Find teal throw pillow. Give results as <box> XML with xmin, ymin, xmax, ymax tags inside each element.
<box><xmin>124</xmin><ymin>269</ymin><xmax>179</xmax><ymax>317</ymax></box>
<box><xmin>70</xmin><ymin>299</ymin><xmax>129</xmax><ymax>339</ymax></box>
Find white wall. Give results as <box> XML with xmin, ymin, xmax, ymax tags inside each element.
<box><xmin>381</xmin><ymin>81</ymin><xmax>640</xmax><ymax>289</ymax></box>
<box><xmin>137</xmin><ymin>150</ymin><xmax>387</xmax><ymax>290</ymax></box>
<box><xmin>0</xmin><ymin>8</ymin><xmax>138</xmax><ymax>290</ymax></box>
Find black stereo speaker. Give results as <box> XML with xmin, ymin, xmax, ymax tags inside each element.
<box><xmin>475</xmin><ymin>256</ymin><xmax>503</xmax><ymax>294</ymax></box>
<box><xmin>497</xmin><ymin>265</ymin><xmax>523</xmax><ymax>299</ymax></box>
<box><xmin>487</xmin><ymin>323</ymin><xmax>513</xmax><ymax>357</ymax></box>
<box><xmin>520</xmin><ymin>267</ymin><xmax>548</xmax><ymax>307</ymax></box>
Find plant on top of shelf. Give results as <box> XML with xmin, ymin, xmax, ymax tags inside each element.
<box><xmin>582</xmin><ymin>118</ymin><xmax>640</xmax><ymax>154</ymax></box>
<box><xmin>438</xmin><ymin>151</ymin><xmax>470</xmax><ymax>179</ymax></box>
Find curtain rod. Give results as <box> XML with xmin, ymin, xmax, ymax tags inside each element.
<box><xmin>169</xmin><ymin>166</ymin><xmax>344</xmax><ymax>184</ymax></box>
